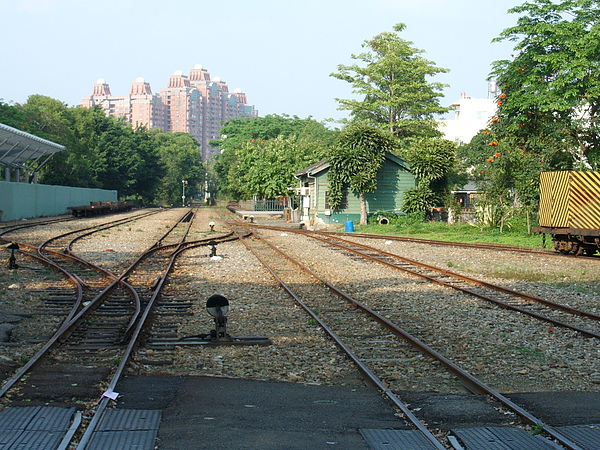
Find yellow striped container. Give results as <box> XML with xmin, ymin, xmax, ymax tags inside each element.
<box><xmin>538</xmin><ymin>171</ymin><xmax>600</xmax><ymax>229</ymax></box>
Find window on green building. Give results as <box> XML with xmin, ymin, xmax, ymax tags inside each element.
<box><xmin>325</xmin><ymin>189</ymin><xmax>348</xmax><ymax>210</ymax></box>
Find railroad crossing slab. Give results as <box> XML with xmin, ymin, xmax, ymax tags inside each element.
<box><xmin>507</xmin><ymin>392</ymin><xmax>600</xmax><ymax>426</ymax></box>
<box><xmin>450</xmin><ymin>426</ymin><xmax>563</xmax><ymax>449</ymax></box>
<box><xmin>0</xmin><ymin>405</ymin><xmax>78</xmax><ymax>449</ymax></box>
<box><xmin>359</xmin><ymin>428</ymin><xmax>443</xmax><ymax>449</ymax></box>
<box><xmin>85</xmin><ymin>409</ymin><xmax>161</xmax><ymax>450</ymax></box>
<box><xmin>555</xmin><ymin>423</ymin><xmax>600</xmax><ymax>450</ymax></box>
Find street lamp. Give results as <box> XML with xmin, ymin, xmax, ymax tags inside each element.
<box><xmin>182</xmin><ymin>180</ymin><xmax>188</xmax><ymax>207</ymax></box>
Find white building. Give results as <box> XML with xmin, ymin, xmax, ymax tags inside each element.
<box><xmin>438</xmin><ymin>94</ymin><xmax>497</xmax><ymax>145</ymax></box>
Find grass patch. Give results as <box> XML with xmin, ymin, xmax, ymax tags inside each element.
<box><xmin>305</xmin><ymin>318</ymin><xmax>319</xmax><ymax>327</ymax></box>
<box><xmin>556</xmin><ymin>282</ymin><xmax>600</xmax><ymax>295</ymax></box>
<box><xmin>505</xmin><ymin>344</ymin><xmax>546</xmax><ymax>359</ymax></box>
<box><xmin>484</xmin><ymin>265</ymin><xmax>550</xmax><ymax>282</ymax></box>
<box><xmin>358</xmin><ymin>215</ymin><xmax>546</xmax><ymax>248</ymax></box>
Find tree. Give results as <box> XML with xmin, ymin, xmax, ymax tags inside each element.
<box><xmin>41</xmin><ymin>105</ymin><xmax>113</xmax><ymax>188</ymax></box>
<box><xmin>400</xmin><ymin>139</ymin><xmax>457</xmax><ymax>217</ymax></box>
<box><xmin>223</xmin><ymin>135</ymin><xmax>328</xmax><ymax>200</ymax></box>
<box><xmin>331</xmin><ymin>23</ymin><xmax>449</xmax><ymax>144</ymax></box>
<box><xmin>17</xmin><ymin>95</ymin><xmax>73</xmax><ymax>144</ymax></box>
<box><xmin>0</xmin><ymin>96</ymin><xmax>198</xmax><ymax>205</ymax></box>
<box><xmin>328</xmin><ymin>124</ymin><xmax>397</xmax><ymax>225</ymax></box>
<box><xmin>213</xmin><ymin>115</ymin><xmax>336</xmax><ymax>198</ymax></box>
<box><xmin>0</xmin><ymin>99</ymin><xmax>27</xmax><ymax>129</ymax></box>
<box><xmin>457</xmin><ymin>130</ymin><xmax>544</xmax><ymax>230</ymax></box>
<box><xmin>154</xmin><ymin>132</ymin><xmax>204</xmax><ymax>205</ymax></box>
<box><xmin>212</xmin><ymin>114</ymin><xmax>336</xmax><ymax>153</ymax></box>
<box><xmin>489</xmin><ymin>0</ymin><xmax>600</xmax><ymax>169</ymax></box>
<box><xmin>128</xmin><ymin>126</ymin><xmax>163</xmax><ymax>204</ymax></box>
<box><xmin>7</xmin><ymin>96</ymin><xmax>99</xmax><ymax>186</ymax></box>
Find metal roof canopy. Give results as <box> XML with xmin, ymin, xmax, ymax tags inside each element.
<box><xmin>0</xmin><ymin>123</ymin><xmax>65</xmax><ymax>177</ymax></box>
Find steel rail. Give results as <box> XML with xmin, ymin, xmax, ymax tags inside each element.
<box><xmin>331</xmin><ymin>230</ymin><xmax>600</xmax><ymax>261</ymax></box>
<box><xmin>317</xmin><ymin>232</ymin><xmax>600</xmax><ymax>335</ymax></box>
<box><xmin>236</xmin><ymin>225</ymin><xmax>584</xmax><ymax>450</ymax></box>
<box><xmin>18</xmin><ymin>243</ymin><xmax>140</xmax><ymax>326</ymax></box>
<box><xmin>0</xmin><ymin>210</ymin><xmax>191</xmax><ymax>398</ymax></box>
<box><xmin>76</xmin><ymin>209</ymin><xmax>200</xmax><ymax>449</ymax></box>
<box><xmin>37</xmin><ymin>210</ymin><xmax>160</xmax><ymax>255</ymax></box>
<box><xmin>252</xmin><ymin>222</ymin><xmax>600</xmax><ymax>260</ymax></box>
<box><xmin>266</xmin><ymin>226</ymin><xmax>600</xmax><ymax>340</ymax></box>
<box><xmin>35</xmin><ymin>211</ymin><xmax>162</xmax><ymax>326</ymax></box>
<box><xmin>333</xmin><ymin>230</ymin><xmax>553</xmax><ymax>254</ymax></box>
<box><xmin>0</xmin><ymin>252</ymin><xmax>139</xmax><ymax>398</ymax></box>
<box><xmin>0</xmin><ymin>216</ymin><xmax>76</xmax><ymax>237</ymax></box>
<box><xmin>60</xmin><ymin>209</ymin><xmax>197</xmax><ymax>340</ymax></box>
<box><xmin>63</xmin><ymin>210</ymin><xmax>162</xmax><ymax>254</ymax></box>
<box><xmin>230</xmin><ymin>225</ymin><xmax>445</xmax><ymax>449</ymax></box>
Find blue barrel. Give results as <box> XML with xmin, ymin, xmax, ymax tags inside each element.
<box><xmin>345</xmin><ymin>220</ymin><xmax>355</xmax><ymax>232</ymax></box>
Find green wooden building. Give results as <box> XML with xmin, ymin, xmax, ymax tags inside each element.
<box><xmin>293</xmin><ymin>152</ymin><xmax>415</xmax><ymax>225</ymax></box>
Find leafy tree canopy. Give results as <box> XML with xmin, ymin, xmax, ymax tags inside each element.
<box><xmin>328</xmin><ymin>124</ymin><xmax>397</xmax><ymax>224</ymax></box>
<box><xmin>223</xmin><ymin>134</ymin><xmax>328</xmax><ymax>199</ymax></box>
<box><xmin>400</xmin><ymin>139</ymin><xmax>456</xmax><ymax>186</ymax></box>
<box><xmin>154</xmin><ymin>132</ymin><xmax>204</xmax><ymax>205</ymax></box>
<box><xmin>489</xmin><ymin>0</ymin><xmax>600</xmax><ymax>169</ymax></box>
<box><xmin>400</xmin><ymin>138</ymin><xmax>458</xmax><ymax>215</ymax></box>
<box><xmin>331</xmin><ymin>23</ymin><xmax>449</xmax><ymax>144</ymax></box>
<box><xmin>213</xmin><ymin>114</ymin><xmax>335</xmax><ymax>199</ymax></box>
<box><xmin>212</xmin><ymin>114</ymin><xmax>336</xmax><ymax>153</ymax></box>
<box><xmin>0</xmin><ymin>96</ymin><xmax>203</xmax><ymax>205</ymax></box>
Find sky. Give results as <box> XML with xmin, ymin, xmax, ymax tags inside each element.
<box><xmin>1</xmin><ymin>0</ymin><xmax>522</xmax><ymax>124</ymax></box>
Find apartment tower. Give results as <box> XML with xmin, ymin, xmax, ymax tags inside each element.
<box><xmin>81</xmin><ymin>65</ymin><xmax>257</xmax><ymax>160</ymax></box>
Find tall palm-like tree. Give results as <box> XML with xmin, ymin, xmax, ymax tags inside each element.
<box><xmin>328</xmin><ymin>124</ymin><xmax>397</xmax><ymax>225</ymax></box>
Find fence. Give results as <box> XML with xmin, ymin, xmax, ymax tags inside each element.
<box><xmin>235</xmin><ymin>198</ymin><xmax>289</xmax><ymax>211</ymax></box>
<box><xmin>253</xmin><ymin>198</ymin><xmax>287</xmax><ymax>211</ymax></box>
<box><xmin>0</xmin><ymin>181</ymin><xmax>117</xmax><ymax>221</ymax></box>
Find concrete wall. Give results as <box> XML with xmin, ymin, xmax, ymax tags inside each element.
<box><xmin>0</xmin><ymin>181</ymin><xmax>117</xmax><ymax>221</ymax></box>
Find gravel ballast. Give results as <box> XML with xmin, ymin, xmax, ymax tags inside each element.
<box><xmin>2</xmin><ymin>208</ymin><xmax>600</xmax><ymax>396</ymax></box>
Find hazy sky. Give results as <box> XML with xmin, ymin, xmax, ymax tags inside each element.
<box><xmin>1</xmin><ymin>0</ymin><xmax>520</xmax><ymax>123</ymax></box>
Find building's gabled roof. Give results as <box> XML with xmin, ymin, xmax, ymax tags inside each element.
<box><xmin>452</xmin><ymin>180</ymin><xmax>480</xmax><ymax>193</ymax></box>
<box><xmin>294</xmin><ymin>158</ymin><xmax>330</xmax><ymax>177</ymax></box>
<box><xmin>294</xmin><ymin>152</ymin><xmax>410</xmax><ymax>178</ymax></box>
<box><xmin>0</xmin><ymin>123</ymin><xmax>65</xmax><ymax>171</ymax></box>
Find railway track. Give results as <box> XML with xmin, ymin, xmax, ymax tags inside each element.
<box><xmin>323</xmin><ymin>229</ymin><xmax>600</xmax><ymax>261</ymax></box>
<box><xmin>0</xmin><ymin>210</ymin><xmax>596</xmax><ymax>448</ymax></box>
<box><xmin>254</xmin><ymin>224</ymin><xmax>600</xmax><ymax>340</ymax></box>
<box><xmin>229</xmin><ymin>222</ymin><xmax>582</xmax><ymax>449</ymax></box>
<box><xmin>0</xmin><ymin>208</ymin><xmax>238</xmax><ymax>448</ymax></box>
<box><xmin>0</xmin><ymin>210</ymin><xmax>191</xmax><ymax>396</ymax></box>
<box><xmin>0</xmin><ymin>215</ymin><xmax>76</xmax><ymax>237</ymax></box>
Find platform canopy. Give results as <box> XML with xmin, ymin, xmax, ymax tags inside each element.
<box><xmin>0</xmin><ymin>123</ymin><xmax>65</xmax><ymax>176</ymax></box>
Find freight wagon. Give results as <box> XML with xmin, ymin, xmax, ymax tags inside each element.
<box><xmin>532</xmin><ymin>171</ymin><xmax>600</xmax><ymax>256</ymax></box>
<box><xmin>67</xmin><ymin>201</ymin><xmax>133</xmax><ymax>217</ymax></box>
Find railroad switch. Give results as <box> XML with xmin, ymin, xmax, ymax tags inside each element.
<box><xmin>206</xmin><ymin>294</ymin><xmax>229</xmax><ymax>340</ymax></box>
<box><xmin>2</xmin><ymin>242</ymin><xmax>19</xmax><ymax>270</ymax></box>
<box><xmin>177</xmin><ymin>294</ymin><xmax>271</xmax><ymax>347</ymax></box>
<box><xmin>208</xmin><ymin>240</ymin><xmax>218</xmax><ymax>258</ymax></box>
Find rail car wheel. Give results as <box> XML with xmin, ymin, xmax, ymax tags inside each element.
<box><xmin>552</xmin><ymin>237</ymin><xmax>570</xmax><ymax>253</ymax></box>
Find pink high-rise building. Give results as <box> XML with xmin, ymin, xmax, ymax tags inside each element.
<box><xmin>81</xmin><ymin>65</ymin><xmax>257</xmax><ymax>160</ymax></box>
